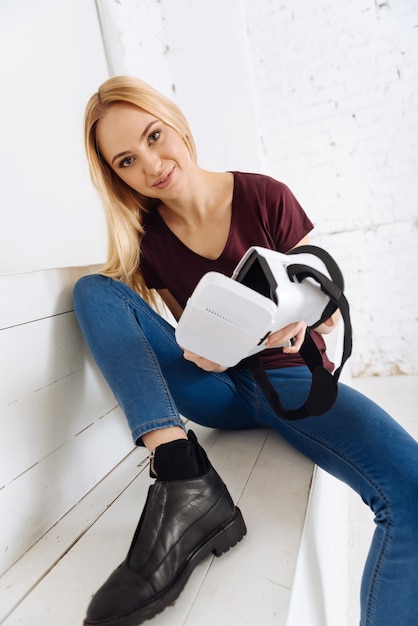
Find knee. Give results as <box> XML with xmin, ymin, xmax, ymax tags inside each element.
<box><xmin>72</xmin><ymin>274</ymin><xmax>116</xmax><ymax>329</ymax></box>
<box><xmin>73</xmin><ymin>274</ymin><xmax>108</xmax><ymax>311</ymax></box>
<box><xmin>72</xmin><ymin>274</ymin><xmax>125</xmax><ymax>342</ymax></box>
<box><xmin>388</xmin><ymin>458</ymin><xmax>418</xmax><ymax>528</ymax></box>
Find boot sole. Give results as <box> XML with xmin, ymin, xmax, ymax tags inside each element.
<box><xmin>84</xmin><ymin>506</ymin><xmax>246</xmax><ymax>626</ymax></box>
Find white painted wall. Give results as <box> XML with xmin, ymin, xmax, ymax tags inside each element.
<box><xmin>286</xmin><ymin>467</ymin><xmax>351</xmax><ymax>626</ymax></box>
<box><xmin>0</xmin><ymin>0</ymin><xmax>108</xmax><ymax>274</ymax></box>
<box><xmin>0</xmin><ymin>267</ymin><xmax>134</xmax><ymax>576</ymax></box>
<box><xmin>244</xmin><ymin>0</ymin><xmax>418</xmax><ymax>377</ymax></box>
<box><xmin>97</xmin><ymin>0</ymin><xmax>418</xmax><ymax>377</ymax></box>
<box><xmin>95</xmin><ymin>0</ymin><xmax>262</xmax><ymax>173</ymax></box>
<box><xmin>0</xmin><ymin>1</ymin><xmax>124</xmax><ymax>576</ymax></box>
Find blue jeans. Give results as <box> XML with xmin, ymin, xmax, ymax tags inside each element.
<box><xmin>73</xmin><ymin>274</ymin><xmax>418</xmax><ymax>626</ymax></box>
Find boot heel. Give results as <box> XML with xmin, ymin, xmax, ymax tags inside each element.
<box><xmin>212</xmin><ymin>507</ymin><xmax>247</xmax><ymax>557</ymax></box>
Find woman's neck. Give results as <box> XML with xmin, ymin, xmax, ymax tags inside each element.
<box><xmin>158</xmin><ymin>170</ymin><xmax>233</xmax><ymax>226</ymax></box>
<box><xmin>157</xmin><ymin>170</ymin><xmax>234</xmax><ymax>260</ymax></box>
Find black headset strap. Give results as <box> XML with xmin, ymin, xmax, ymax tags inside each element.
<box><xmin>288</xmin><ymin>264</ymin><xmax>353</xmax><ymax>380</ymax></box>
<box><xmin>247</xmin><ymin>332</ymin><xmax>338</xmax><ymax>420</ymax></box>
<box><xmin>246</xmin><ymin>266</ymin><xmax>352</xmax><ymax>420</ymax></box>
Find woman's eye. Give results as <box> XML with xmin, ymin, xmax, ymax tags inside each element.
<box><xmin>149</xmin><ymin>130</ymin><xmax>160</xmax><ymax>144</ymax></box>
<box><xmin>119</xmin><ymin>156</ymin><xmax>134</xmax><ymax>168</ymax></box>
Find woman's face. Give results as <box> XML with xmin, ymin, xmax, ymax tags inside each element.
<box><xmin>96</xmin><ymin>102</ymin><xmax>193</xmax><ymax>200</ymax></box>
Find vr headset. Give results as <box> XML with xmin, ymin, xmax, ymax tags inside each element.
<box><xmin>176</xmin><ymin>245</ymin><xmax>352</xmax><ymax>420</ymax></box>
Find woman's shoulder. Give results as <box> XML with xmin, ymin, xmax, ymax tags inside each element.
<box><xmin>231</xmin><ymin>171</ymin><xmax>291</xmax><ymax>194</ymax></box>
<box><xmin>231</xmin><ymin>171</ymin><xmax>295</xmax><ymax>208</ymax></box>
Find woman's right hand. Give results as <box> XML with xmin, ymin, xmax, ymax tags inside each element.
<box><xmin>182</xmin><ymin>349</ymin><xmax>228</xmax><ymax>373</ymax></box>
<box><xmin>266</xmin><ymin>320</ymin><xmax>307</xmax><ymax>354</ymax></box>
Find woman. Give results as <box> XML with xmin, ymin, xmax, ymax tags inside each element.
<box><xmin>73</xmin><ymin>75</ymin><xmax>418</xmax><ymax>626</ymax></box>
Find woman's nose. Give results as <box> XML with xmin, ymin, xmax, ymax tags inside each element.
<box><xmin>142</xmin><ymin>151</ymin><xmax>163</xmax><ymax>175</ymax></box>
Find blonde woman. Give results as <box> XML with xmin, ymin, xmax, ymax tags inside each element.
<box><xmin>74</xmin><ymin>76</ymin><xmax>418</xmax><ymax>626</ymax></box>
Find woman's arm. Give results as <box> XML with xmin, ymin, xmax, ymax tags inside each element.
<box><xmin>157</xmin><ymin>288</ymin><xmax>184</xmax><ymax>322</ymax></box>
<box><xmin>315</xmin><ymin>309</ymin><xmax>341</xmax><ymax>334</ymax></box>
<box><xmin>290</xmin><ymin>234</ymin><xmax>310</xmax><ymax>248</ymax></box>
<box><xmin>158</xmin><ymin>235</ymin><xmax>340</xmax><ymax>366</ymax></box>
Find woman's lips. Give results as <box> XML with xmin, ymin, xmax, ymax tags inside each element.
<box><xmin>153</xmin><ymin>167</ymin><xmax>175</xmax><ymax>189</ymax></box>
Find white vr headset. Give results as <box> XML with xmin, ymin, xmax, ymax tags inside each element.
<box><xmin>176</xmin><ymin>245</ymin><xmax>352</xmax><ymax>420</ymax></box>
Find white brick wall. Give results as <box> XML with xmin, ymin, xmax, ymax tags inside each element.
<box><xmin>244</xmin><ymin>0</ymin><xmax>418</xmax><ymax>375</ymax></box>
<box><xmin>97</xmin><ymin>0</ymin><xmax>418</xmax><ymax>376</ymax></box>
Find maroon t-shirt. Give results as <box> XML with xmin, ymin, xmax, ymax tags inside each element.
<box><xmin>141</xmin><ymin>171</ymin><xmax>333</xmax><ymax>371</ymax></box>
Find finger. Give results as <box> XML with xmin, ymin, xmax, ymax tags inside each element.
<box><xmin>267</xmin><ymin>321</ymin><xmax>303</xmax><ymax>348</ymax></box>
<box><xmin>283</xmin><ymin>322</ymin><xmax>307</xmax><ymax>353</ymax></box>
<box><xmin>182</xmin><ymin>349</ymin><xmax>197</xmax><ymax>362</ymax></box>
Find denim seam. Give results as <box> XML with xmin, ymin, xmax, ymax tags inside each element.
<box><xmin>362</xmin><ymin>519</ymin><xmax>394</xmax><ymax>626</ymax></box>
<box><xmin>108</xmin><ymin>281</ymin><xmax>252</xmax><ymax>386</ymax></box>
<box><xmin>106</xmin><ymin>282</ymin><xmax>181</xmax><ymax>428</ymax></box>
<box><xmin>109</xmin><ymin>281</ymin><xmax>176</xmax><ymax>343</ymax></box>
<box><xmin>131</xmin><ymin>417</ymin><xmax>186</xmax><ymax>445</ymax></box>
<box><xmin>123</xmin><ymin>300</ymin><xmax>180</xmax><ymax>419</ymax></box>
<box><xmin>254</xmin><ymin>382</ymin><xmax>269</xmax><ymax>425</ymax></box>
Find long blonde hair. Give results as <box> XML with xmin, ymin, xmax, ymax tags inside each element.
<box><xmin>84</xmin><ymin>75</ymin><xmax>197</xmax><ymax>304</ymax></box>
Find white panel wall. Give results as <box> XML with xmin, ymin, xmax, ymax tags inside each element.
<box><xmin>287</xmin><ymin>468</ymin><xmax>351</xmax><ymax>626</ymax></box>
<box><xmin>96</xmin><ymin>0</ymin><xmax>262</xmax><ymax>173</ymax></box>
<box><xmin>0</xmin><ymin>2</ymin><xmax>134</xmax><ymax>576</ymax></box>
<box><xmin>0</xmin><ymin>267</ymin><xmax>134</xmax><ymax>575</ymax></box>
<box><xmin>97</xmin><ymin>0</ymin><xmax>418</xmax><ymax>376</ymax></box>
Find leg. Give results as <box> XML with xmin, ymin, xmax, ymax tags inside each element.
<box><xmin>73</xmin><ymin>275</ymin><xmax>251</xmax><ymax>626</ymax></box>
<box><xmin>255</xmin><ymin>367</ymin><xmax>418</xmax><ymax>626</ymax></box>
<box><xmin>73</xmin><ymin>274</ymin><xmax>258</xmax><ymax>445</ymax></box>
<box><xmin>74</xmin><ymin>275</ymin><xmax>418</xmax><ymax>624</ymax></box>
<box><xmin>73</xmin><ymin>274</ymin><xmax>187</xmax><ymax>446</ymax></box>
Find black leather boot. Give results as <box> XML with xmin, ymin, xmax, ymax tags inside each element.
<box><xmin>84</xmin><ymin>431</ymin><xmax>246</xmax><ymax>625</ymax></box>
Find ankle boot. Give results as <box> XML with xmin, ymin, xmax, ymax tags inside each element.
<box><xmin>84</xmin><ymin>431</ymin><xmax>247</xmax><ymax>626</ymax></box>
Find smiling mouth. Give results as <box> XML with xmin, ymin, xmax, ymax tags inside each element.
<box><xmin>153</xmin><ymin>167</ymin><xmax>175</xmax><ymax>188</ymax></box>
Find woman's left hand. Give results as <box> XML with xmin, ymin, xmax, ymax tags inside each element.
<box><xmin>182</xmin><ymin>349</ymin><xmax>228</xmax><ymax>372</ymax></box>
<box><xmin>266</xmin><ymin>320</ymin><xmax>307</xmax><ymax>354</ymax></box>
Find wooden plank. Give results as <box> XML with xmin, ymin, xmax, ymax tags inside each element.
<box><xmin>0</xmin><ymin>426</ymin><xmax>313</xmax><ymax>626</ymax></box>
<box><xmin>0</xmin><ymin>405</ymin><xmax>134</xmax><ymax>577</ymax></box>
<box><xmin>0</xmin><ymin>266</ymin><xmax>135</xmax><ymax>580</ymax></box>
<box><xmin>183</xmin><ymin>430</ymin><xmax>313</xmax><ymax>626</ymax></box>
<box><xmin>0</xmin><ymin>443</ymin><xmax>148</xmax><ymax>623</ymax></box>
<box><xmin>1</xmin><ymin>354</ymin><xmax>119</xmax><ymax>488</ymax></box>
<box><xmin>1</xmin><ymin>312</ymin><xmax>86</xmax><ymax>406</ymax></box>
<box><xmin>0</xmin><ymin>266</ymin><xmax>100</xmax><ymax>330</ymax></box>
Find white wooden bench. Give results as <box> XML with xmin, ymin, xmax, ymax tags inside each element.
<box><xmin>0</xmin><ymin>267</ymin><xmax>350</xmax><ymax>626</ymax></box>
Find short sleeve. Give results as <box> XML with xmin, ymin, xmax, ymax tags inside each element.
<box><xmin>263</xmin><ymin>176</ymin><xmax>314</xmax><ymax>251</ymax></box>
